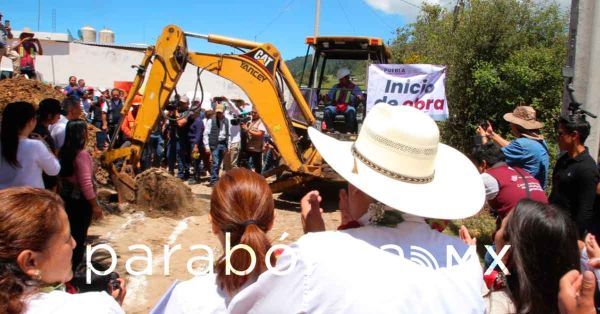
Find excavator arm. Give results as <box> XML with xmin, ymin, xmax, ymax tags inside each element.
<box><xmin>102</xmin><ymin>25</ymin><xmax>322</xmax><ymax>201</ymax></box>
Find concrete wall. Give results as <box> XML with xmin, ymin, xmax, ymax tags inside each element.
<box><xmin>1</xmin><ymin>41</ymin><xmax>251</xmax><ymax>104</ymax></box>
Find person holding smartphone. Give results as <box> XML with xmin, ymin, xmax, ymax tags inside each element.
<box><xmin>0</xmin><ymin>13</ymin><xmax>20</xmax><ymax>76</ymax></box>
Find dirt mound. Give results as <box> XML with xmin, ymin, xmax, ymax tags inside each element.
<box><xmin>0</xmin><ymin>77</ymin><xmax>64</xmax><ymax>114</ymax></box>
<box><xmin>135</xmin><ymin>168</ymin><xmax>206</xmax><ymax>218</ymax></box>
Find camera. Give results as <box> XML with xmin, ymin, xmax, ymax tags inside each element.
<box><xmin>213</xmin><ymin>96</ymin><xmax>226</xmax><ymax>103</ymax></box>
<box><xmin>230</xmin><ymin>112</ymin><xmax>251</xmax><ymax>126</ymax></box>
<box><xmin>165</xmin><ymin>100</ymin><xmax>178</xmax><ymax>111</ymax></box>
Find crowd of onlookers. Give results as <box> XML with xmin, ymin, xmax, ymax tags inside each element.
<box><xmin>2</xmin><ymin>45</ymin><xmax>600</xmax><ymax>313</ymax></box>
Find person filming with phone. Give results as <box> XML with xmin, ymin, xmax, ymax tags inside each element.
<box><xmin>476</xmin><ymin>105</ymin><xmax>550</xmax><ymax>189</ymax></box>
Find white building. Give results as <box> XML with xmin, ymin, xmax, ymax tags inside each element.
<box><xmin>1</xmin><ymin>29</ymin><xmax>252</xmax><ymax>105</ymax></box>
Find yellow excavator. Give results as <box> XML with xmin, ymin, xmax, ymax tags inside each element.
<box><xmin>102</xmin><ymin>25</ymin><xmax>389</xmax><ymax>201</ymax></box>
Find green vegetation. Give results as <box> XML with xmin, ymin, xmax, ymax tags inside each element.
<box><xmin>287</xmin><ymin>55</ymin><xmax>368</xmax><ymax>89</ymax></box>
<box><xmin>390</xmin><ymin>0</ymin><xmax>568</xmax><ymax>154</ymax></box>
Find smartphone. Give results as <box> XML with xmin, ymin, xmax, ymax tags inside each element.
<box><xmin>96</xmin><ymin>131</ymin><xmax>107</xmax><ymax>150</ymax></box>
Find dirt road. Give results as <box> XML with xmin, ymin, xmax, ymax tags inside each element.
<box><xmin>88</xmin><ymin>183</ymin><xmax>341</xmax><ymax>313</ymax></box>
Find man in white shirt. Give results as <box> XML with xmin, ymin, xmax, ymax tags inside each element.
<box><xmin>203</xmin><ymin>103</ymin><xmax>229</xmax><ymax>186</ymax></box>
<box><xmin>229</xmin><ymin>104</ymin><xmax>487</xmax><ymax>313</ymax></box>
<box><xmin>51</xmin><ymin>97</ymin><xmax>83</xmax><ymax>150</ymax></box>
<box><xmin>221</xmin><ymin>97</ymin><xmax>246</xmax><ymax>171</ymax></box>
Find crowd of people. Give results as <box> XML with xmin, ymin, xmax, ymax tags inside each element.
<box><xmin>2</xmin><ymin>69</ymin><xmax>600</xmax><ymax>312</ymax></box>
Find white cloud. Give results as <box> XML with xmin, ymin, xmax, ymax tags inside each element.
<box><xmin>364</xmin><ymin>0</ymin><xmax>455</xmax><ymax>19</ymax></box>
<box><xmin>365</xmin><ymin>0</ymin><xmax>570</xmax><ymax>19</ymax></box>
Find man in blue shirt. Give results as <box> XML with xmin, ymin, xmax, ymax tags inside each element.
<box><xmin>63</xmin><ymin>76</ymin><xmax>84</xmax><ymax>100</ymax></box>
<box><xmin>477</xmin><ymin>106</ymin><xmax>550</xmax><ymax>189</ymax></box>
<box><xmin>323</xmin><ymin>68</ymin><xmax>364</xmax><ymax>133</ymax></box>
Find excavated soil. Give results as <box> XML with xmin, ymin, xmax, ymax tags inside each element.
<box><xmin>0</xmin><ymin>77</ymin><xmax>106</xmax><ymax>182</ymax></box>
<box><xmin>134</xmin><ymin>168</ymin><xmax>206</xmax><ymax>219</ymax></box>
<box><xmin>0</xmin><ymin>77</ymin><xmax>64</xmax><ymax>114</ymax></box>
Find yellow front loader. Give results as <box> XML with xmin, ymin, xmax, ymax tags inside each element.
<box><xmin>102</xmin><ymin>25</ymin><xmax>325</xmax><ymax>201</ymax></box>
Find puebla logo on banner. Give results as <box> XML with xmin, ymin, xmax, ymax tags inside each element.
<box><xmin>367</xmin><ymin>64</ymin><xmax>449</xmax><ymax>121</ymax></box>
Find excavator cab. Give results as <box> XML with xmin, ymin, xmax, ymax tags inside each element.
<box><xmin>298</xmin><ymin>36</ymin><xmax>391</xmax><ymax>136</ymax></box>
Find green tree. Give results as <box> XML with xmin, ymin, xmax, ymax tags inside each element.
<box><xmin>391</xmin><ymin>0</ymin><xmax>567</xmax><ymax>154</ymax></box>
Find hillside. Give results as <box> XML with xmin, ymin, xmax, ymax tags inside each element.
<box><xmin>286</xmin><ymin>55</ymin><xmax>368</xmax><ymax>89</ymax></box>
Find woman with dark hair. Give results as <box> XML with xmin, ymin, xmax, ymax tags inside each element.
<box><xmin>0</xmin><ymin>187</ymin><xmax>125</xmax><ymax>314</ymax></box>
<box><xmin>161</xmin><ymin>168</ymin><xmax>275</xmax><ymax>312</ymax></box>
<box><xmin>58</xmin><ymin>120</ymin><xmax>103</xmax><ymax>271</ymax></box>
<box><xmin>31</xmin><ymin>98</ymin><xmax>62</xmax><ymax>191</ymax></box>
<box><xmin>0</xmin><ymin>102</ymin><xmax>60</xmax><ymax>189</ymax></box>
<box><xmin>475</xmin><ymin>199</ymin><xmax>580</xmax><ymax>313</ymax></box>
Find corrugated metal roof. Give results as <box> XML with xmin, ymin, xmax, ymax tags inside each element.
<box><xmin>13</xmin><ymin>31</ymin><xmax>70</xmax><ymax>42</ymax></box>
<box><xmin>72</xmin><ymin>40</ymin><xmax>148</xmax><ymax>51</ymax></box>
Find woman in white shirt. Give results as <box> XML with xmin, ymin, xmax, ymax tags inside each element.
<box><xmin>160</xmin><ymin>168</ymin><xmax>276</xmax><ymax>313</ymax></box>
<box><xmin>0</xmin><ymin>187</ymin><xmax>126</xmax><ymax>314</ymax></box>
<box><xmin>0</xmin><ymin>102</ymin><xmax>60</xmax><ymax>189</ymax></box>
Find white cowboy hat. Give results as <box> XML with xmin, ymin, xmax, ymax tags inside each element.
<box><xmin>308</xmin><ymin>103</ymin><xmax>484</xmax><ymax>219</ymax></box>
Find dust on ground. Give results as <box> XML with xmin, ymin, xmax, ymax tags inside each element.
<box><xmin>0</xmin><ymin>77</ymin><xmax>64</xmax><ymax>114</ymax></box>
<box><xmin>88</xmin><ymin>181</ymin><xmax>341</xmax><ymax>313</ymax></box>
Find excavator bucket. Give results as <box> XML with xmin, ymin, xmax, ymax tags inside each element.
<box><xmin>111</xmin><ymin>172</ymin><xmax>137</xmax><ymax>203</ymax></box>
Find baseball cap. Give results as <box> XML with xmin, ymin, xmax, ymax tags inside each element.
<box><xmin>215</xmin><ymin>104</ymin><xmax>225</xmax><ymax>113</ymax></box>
<box><xmin>180</xmin><ymin>95</ymin><xmax>190</xmax><ymax>103</ymax></box>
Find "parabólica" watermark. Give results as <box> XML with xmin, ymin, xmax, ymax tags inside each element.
<box><xmin>85</xmin><ymin>233</ymin><xmax>510</xmax><ymax>283</ymax></box>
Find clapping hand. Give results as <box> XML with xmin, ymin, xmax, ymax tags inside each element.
<box><xmin>300</xmin><ymin>190</ymin><xmax>326</xmax><ymax>233</ymax></box>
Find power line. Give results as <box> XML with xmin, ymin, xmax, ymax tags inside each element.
<box><xmin>336</xmin><ymin>0</ymin><xmax>357</xmax><ymax>34</ymax></box>
<box><xmin>399</xmin><ymin>0</ymin><xmax>421</xmax><ymax>9</ymax></box>
<box><xmin>365</xmin><ymin>1</ymin><xmax>398</xmax><ymax>34</ymax></box>
<box><xmin>255</xmin><ymin>0</ymin><xmax>297</xmax><ymax>40</ymax></box>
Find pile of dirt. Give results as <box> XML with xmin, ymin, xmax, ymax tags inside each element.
<box><xmin>134</xmin><ymin>168</ymin><xmax>206</xmax><ymax>218</ymax></box>
<box><xmin>0</xmin><ymin>77</ymin><xmax>64</xmax><ymax>114</ymax></box>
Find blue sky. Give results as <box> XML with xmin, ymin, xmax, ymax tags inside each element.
<box><xmin>2</xmin><ymin>0</ymin><xmax>415</xmax><ymax>59</ymax></box>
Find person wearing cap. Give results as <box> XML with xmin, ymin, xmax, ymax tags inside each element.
<box><xmin>120</xmin><ymin>95</ymin><xmax>142</xmax><ymax>145</ymax></box>
<box><xmin>229</xmin><ymin>104</ymin><xmax>486</xmax><ymax>313</ymax></box>
<box><xmin>173</xmin><ymin>95</ymin><xmax>193</xmax><ymax>180</ymax></box>
<box><xmin>14</xmin><ymin>27</ymin><xmax>42</xmax><ymax>80</ymax></box>
<box><xmin>478</xmin><ymin>105</ymin><xmax>550</xmax><ymax>189</ymax></box>
<box><xmin>550</xmin><ymin>114</ymin><xmax>600</xmax><ymax>237</ymax></box>
<box><xmin>239</xmin><ymin>108</ymin><xmax>267</xmax><ymax>174</ymax></box>
<box><xmin>323</xmin><ymin>67</ymin><xmax>364</xmax><ymax>133</ymax></box>
<box><xmin>0</xmin><ymin>13</ymin><xmax>20</xmax><ymax>76</ymax></box>
<box><xmin>203</xmin><ymin>103</ymin><xmax>230</xmax><ymax>186</ymax></box>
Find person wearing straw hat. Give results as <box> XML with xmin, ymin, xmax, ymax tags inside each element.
<box><xmin>15</xmin><ymin>27</ymin><xmax>42</xmax><ymax>79</ymax></box>
<box><xmin>229</xmin><ymin>103</ymin><xmax>486</xmax><ymax>313</ymax></box>
<box><xmin>477</xmin><ymin>105</ymin><xmax>550</xmax><ymax>189</ymax></box>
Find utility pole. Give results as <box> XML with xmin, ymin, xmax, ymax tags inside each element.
<box><xmin>586</xmin><ymin>0</ymin><xmax>600</xmax><ymax>160</ymax></box>
<box><xmin>565</xmin><ymin>0</ymin><xmax>600</xmax><ymax>160</ymax></box>
<box><xmin>37</xmin><ymin>0</ymin><xmax>41</xmax><ymax>31</ymax></box>
<box><xmin>314</xmin><ymin>0</ymin><xmax>321</xmax><ymax>37</ymax></box>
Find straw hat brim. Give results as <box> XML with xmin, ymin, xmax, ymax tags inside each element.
<box><xmin>503</xmin><ymin>113</ymin><xmax>544</xmax><ymax>130</ymax></box>
<box><xmin>308</xmin><ymin>127</ymin><xmax>485</xmax><ymax>220</ymax></box>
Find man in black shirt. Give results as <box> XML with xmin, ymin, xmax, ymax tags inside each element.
<box><xmin>550</xmin><ymin>114</ymin><xmax>599</xmax><ymax>237</ymax></box>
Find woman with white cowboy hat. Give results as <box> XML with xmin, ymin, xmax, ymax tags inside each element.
<box><xmin>477</xmin><ymin>105</ymin><xmax>550</xmax><ymax>189</ymax></box>
<box><xmin>228</xmin><ymin>103</ymin><xmax>487</xmax><ymax>313</ymax></box>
